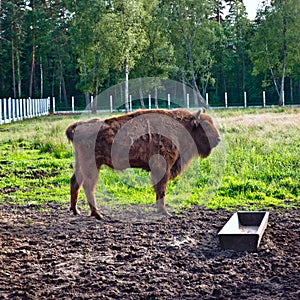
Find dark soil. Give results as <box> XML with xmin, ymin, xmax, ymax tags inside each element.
<box><xmin>0</xmin><ymin>204</ymin><xmax>299</xmax><ymax>300</ymax></box>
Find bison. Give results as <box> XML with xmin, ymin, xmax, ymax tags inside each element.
<box><xmin>66</xmin><ymin>109</ymin><xmax>220</xmax><ymax>220</ymax></box>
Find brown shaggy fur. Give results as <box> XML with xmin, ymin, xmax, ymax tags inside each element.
<box><xmin>66</xmin><ymin>109</ymin><xmax>220</xmax><ymax>219</ymax></box>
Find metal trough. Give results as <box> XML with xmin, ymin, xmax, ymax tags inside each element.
<box><xmin>218</xmin><ymin>211</ymin><xmax>269</xmax><ymax>251</ymax></box>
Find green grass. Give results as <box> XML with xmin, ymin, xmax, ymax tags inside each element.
<box><xmin>0</xmin><ymin>108</ymin><xmax>299</xmax><ymax>212</ymax></box>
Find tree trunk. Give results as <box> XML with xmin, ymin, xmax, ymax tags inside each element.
<box><xmin>187</xmin><ymin>52</ymin><xmax>206</xmax><ymax>108</ymax></box>
<box><xmin>11</xmin><ymin>39</ymin><xmax>16</xmax><ymax>99</ymax></box>
<box><xmin>279</xmin><ymin>0</ymin><xmax>287</xmax><ymax>107</ymax></box>
<box><xmin>92</xmin><ymin>94</ymin><xmax>97</xmax><ymax>114</ymax></box>
<box><xmin>40</xmin><ymin>56</ymin><xmax>43</xmax><ymax>98</ymax></box>
<box><xmin>279</xmin><ymin>65</ymin><xmax>285</xmax><ymax>107</ymax></box>
<box><xmin>85</xmin><ymin>92</ymin><xmax>90</xmax><ymax>108</ymax></box>
<box><xmin>265</xmin><ymin>41</ymin><xmax>280</xmax><ymax>99</ymax></box>
<box><xmin>242</xmin><ymin>49</ymin><xmax>246</xmax><ymax>92</ymax></box>
<box><xmin>51</xmin><ymin>70</ymin><xmax>56</xmax><ymax>99</ymax></box>
<box><xmin>16</xmin><ymin>47</ymin><xmax>21</xmax><ymax>98</ymax></box>
<box><xmin>60</xmin><ymin>70</ymin><xmax>68</xmax><ymax>107</ymax></box>
<box><xmin>29</xmin><ymin>41</ymin><xmax>35</xmax><ymax>98</ymax></box>
<box><xmin>57</xmin><ymin>50</ymin><xmax>68</xmax><ymax>106</ymax></box>
<box><xmin>29</xmin><ymin>0</ymin><xmax>35</xmax><ymax>98</ymax></box>
<box><xmin>81</xmin><ymin>50</ymin><xmax>90</xmax><ymax>107</ymax></box>
<box><xmin>11</xmin><ymin>4</ymin><xmax>17</xmax><ymax>98</ymax></box>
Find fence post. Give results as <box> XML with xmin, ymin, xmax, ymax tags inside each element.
<box><xmin>35</xmin><ymin>98</ymin><xmax>38</xmax><ymax>117</ymax></box>
<box><xmin>16</xmin><ymin>99</ymin><xmax>19</xmax><ymax>120</ymax></box>
<box><xmin>37</xmin><ymin>99</ymin><xmax>40</xmax><ymax>116</ymax></box>
<box><xmin>206</xmin><ymin>93</ymin><xmax>209</xmax><ymax>107</ymax></box>
<box><xmin>90</xmin><ymin>95</ymin><xmax>94</xmax><ymax>113</ymax></box>
<box><xmin>12</xmin><ymin>98</ymin><xmax>15</xmax><ymax>121</ymax></box>
<box><xmin>168</xmin><ymin>94</ymin><xmax>171</xmax><ymax>110</ymax></box>
<box><xmin>26</xmin><ymin>98</ymin><xmax>29</xmax><ymax>118</ymax></box>
<box><xmin>27</xmin><ymin>98</ymin><xmax>29</xmax><ymax>118</ymax></box>
<box><xmin>129</xmin><ymin>95</ymin><xmax>132</xmax><ymax>112</ymax></box>
<box><xmin>39</xmin><ymin>99</ymin><xmax>45</xmax><ymax>116</ymax></box>
<box><xmin>13</xmin><ymin>98</ymin><xmax>17</xmax><ymax>121</ymax></box>
<box><xmin>33</xmin><ymin>98</ymin><xmax>36</xmax><ymax>117</ymax></box>
<box><xmin>47</xmin><ymin>97</ymin><xmax>50</xmax><ymax>115</ymax></box>
<box><xmin>43</xmin><ymin>98</ymin><xmax>46</xmax><ymax>115</ymax></box>
<box><xmin>19</xmin><ymin>99</ymin><xmax>23</xmax><ymax>120</ymax></box>
<box><xmin>263</xmin><ymin>91</ymin><xmax>266</xmax><ymax>107</ymax></box>
<box><xmin>110</xmin><ymin>95</ymin><xmax>113</xmax><ymax>112</ymax></box>
<box><xmin>8</xmin><ymin>98</ymin><xmax>12</xmax><ymax>123</ymax></box>
<box><xmin>3</xmin><ymin>98</ymin><xmax>7</xmax><ymax>123</ymax></box>
<box><xmin>225</xmin><ymin>92</ymin><xmax>228</xmax><ymax>108</ymax></box>
<box><xmin>40</xmin><ymin>98</ymin><xmax>42</xmax><ymax>116</ymax></box>
<box><xmin>37</xmin><ymin>98</ymin><xmax>39</xmax><ymax>116</ymax></box>
<box><xmin>0</xmin><ymin>99</ymin><xmax>2</xmax><ymax>125</ymax></box>
<box><xmin>44</xmin><ymin>98</ymin><xmax>47</xmax><ymax>115</ymax></box>
<box><xmin>72</xmin><ymin>96</ymin><xmax>75</xmax><ymax>113</ymax></box>
<box><xmin>30</xmin><ymin>98</ymin><xmax>33</xmax><ymax>118</ymax></box>
<box><xmin>34</xmin><ymin>99</ymin><xmax>37</xmax><ymax>117</ymax></box>
<box><xmin>32</xmin><ymin>99</ymin><xmax>35</xmax><ymax>117</ymax></box>
<box><xmin>35</xmin><ymin>99</ymin><xmax>41</xmax><ymax>117</ymax></box>
<box><xmin>244</xmin><ymin>91</ymin><xmax>247</xmax><ymax>108</ymax></box>
<box><xmin>24</xmin><ymin>98</ymin><xmax>27</xmax><ymax>118</ymax></box>
<box><xmin>52</xmin><ymin>97</ymin><xmax>56</xmax><ymax>114</ymax></box>
<box><xmin>186</xmin><ymin>93</ymin><xmax>190</xmax><ymax>109</ymax></box>
<box><xmin>148</xmin><ymin>94</ymin><xmax>151</xmax><ymax>109</ymax></box>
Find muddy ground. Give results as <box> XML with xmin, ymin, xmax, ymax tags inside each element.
<box><xmin>0</xmin><ymin>204</ymin><xmax>299</xmax><ymax>300</ymax></box>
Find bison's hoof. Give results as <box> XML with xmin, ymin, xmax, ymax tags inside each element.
<box><xmin>91</xmin><ymin>210</ymin><xmax>109</xmax><ymax>221</ymax></box>
<box><xmin>70</xmin><ymin>206</ymin><xmax>80</xmax><ymax>216</ymax></box>
<box><xmin>157</xmin><ymin>208</ymin><xmax>172</xmax><ymax>217</ymax></box>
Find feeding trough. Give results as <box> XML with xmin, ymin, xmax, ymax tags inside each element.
<box><xmin>218</xmin><ymin>211</ymin><xmax>269</xmax><ymax>251</ymax></box>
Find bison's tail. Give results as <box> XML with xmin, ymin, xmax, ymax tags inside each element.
<box><xmin>66</xmin><ymin>123</ymin><xmax>78</xmax><ymax>142</ymax></box>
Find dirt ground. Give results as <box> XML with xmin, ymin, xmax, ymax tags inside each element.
<box><xmin>0</xmin><ymin>204</ymin><xmax>299</xmax><ymax>300</ymax></box>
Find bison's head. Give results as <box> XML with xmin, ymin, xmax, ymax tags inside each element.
<box><xmin>191</xmin><ymin>110</ymin><xmax>221</xmax><ymax>157</ymax></box>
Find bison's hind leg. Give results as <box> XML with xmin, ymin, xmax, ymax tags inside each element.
<box><xmin>70</xmin><ymin>172</ymin><xmax>83</xmax><ymax>216</ymax></box>
<box><xmin>151</xmin><ymin>167</ymin><xmax>172</xmax><ymax>217</ymax></box>
<box><xmin>81</xmin><ymin>167</ymin><xmax>108</xmax><ymax>220</ymax></box>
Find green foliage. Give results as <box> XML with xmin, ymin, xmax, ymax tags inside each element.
<box><xmin>250</xmin><ymin>0</ymin><xmax>300</xmax><ymax>104</ymax></box>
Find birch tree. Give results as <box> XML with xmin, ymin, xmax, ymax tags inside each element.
<box><xmin>163</xmin><ymin>0</ymin><xmax>222</xmax><ymax>106</ymax></box>
<box><xmin>95</xmin><ymin>0</ymin><xmax>148</xmax><ymax>112</ymax></box>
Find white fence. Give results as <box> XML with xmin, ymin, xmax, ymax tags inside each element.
<box><xmin>0</xmin><ymin>97</ymin><xmax>50</xmax><ymax>125</ymax></box>
<box><xmin>52</xmin><ymin>91</ymin><xmax>300</xmax><ymax>114</ymax></box>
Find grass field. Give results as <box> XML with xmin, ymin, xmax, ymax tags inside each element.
<box><xmin>0</xmin><ymin>107</ymin><xmax>299</xmax><ymax>213</ymax></box>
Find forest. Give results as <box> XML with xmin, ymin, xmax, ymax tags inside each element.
<box><xmin>1</xmin><ymin>0</ymin><xmax>300</xmax><ymax>109</ymax></box>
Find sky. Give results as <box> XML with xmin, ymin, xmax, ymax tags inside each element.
<box><xmin>243</xmin><ymin>0</ymin><xmax>263</xmax><ymax>20</ymax></box>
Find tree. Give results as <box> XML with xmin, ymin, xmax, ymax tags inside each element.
<box><xmin>66</xmin><ymin>0</ymin><xmax>106</xmax><ymax>107</ymax></box>
<box><xmin>162</xmin><ymin>0</ymin><xmax>222</xmax><ymax>106</ymax></box>
<box><xmin>0</xmin><ymin>0</ymin><xmax>28</xmax><ymax>98</ymax></box>
<box><xmin>131</xmin><ymin>1</ymin><xmax>177</xmax><ymax>108</ymax></box>
<box><xmin>94</xmin><ymin>0</ymin><xmax>148</xmax><ymax>112</ymax></box>
<box><xmin>251</xmin><ymin>0</ymin><xmax>300</xmax><ymax>105</ymax></box>
<box><xmin>225</xmin><ymin>0</ymin><xmax>250</xmax><ymax>92</ymax></box>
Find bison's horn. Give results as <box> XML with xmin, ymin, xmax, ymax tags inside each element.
<box><xmin>195</xmin><ymin>108</ymin><xmax>205</xmax><ymax>120</ymax></box>
<box><xmin>195</xmin><ymin>110</ymin><xmax>201</xmax><ymax>120</ymax></box>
